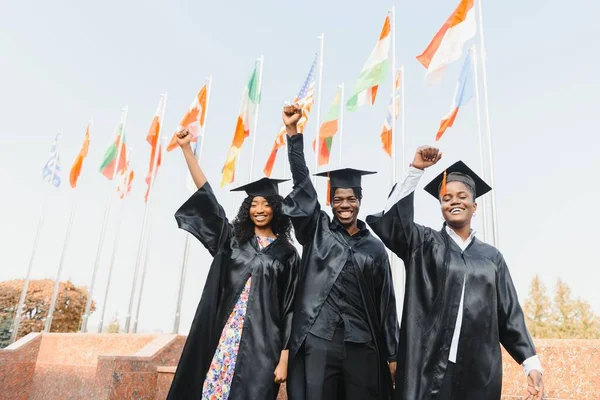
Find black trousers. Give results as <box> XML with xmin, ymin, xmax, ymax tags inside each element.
<box><xmin>304</xmin><ymin>328</ymin><xmax>379</xmax><ymax>400</ymax></box>
<box><xmin>438</xmin><ymin>361</ymin><xmax>456</xmax><ymax>400</ymax></box>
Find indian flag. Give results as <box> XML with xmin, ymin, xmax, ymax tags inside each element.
<box><xmin>99</xmin><ymin>110</ymin><xmax>128</xmax><ymax>180</ymax></box>
<box><xmin>313</xmin><ymin>86</ymin><xmax>342</xmax><ymax>166</ymax></box>
<box><xmin>221</xmin><ymin>63</ymin><xmax>261</xmax><ymax>187</ymax></box>
<box><xmin>417</xmin><ymin>0</ymin><xmax>476</xmax><ymax>85</ymax></box>
<box><xmin>346</xmin><ymin>15</ymin><xmax>391</xmax><ymax>112</ymax></box>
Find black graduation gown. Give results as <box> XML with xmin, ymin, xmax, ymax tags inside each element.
<box><xmin>283</xmin><ymin>176</ymin><xmax>399</xmax><ymax>400</ymax></box>
<box><xmin>167</xmin><ymin>183</ymin><xmax>300</xmax><ymax>400</ymax></box>
<box><xmin>366</xmin><ymin>192</ymin><xmax>537</xmax><ymax>400</ymax></box>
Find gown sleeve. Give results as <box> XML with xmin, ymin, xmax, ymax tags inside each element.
<box><xmin>366</xmin><ymin>191</ymin><xmax>431</xmax><ymax>264</ymax></box>
<box><xmin>496</xmin><ymin>253</ymin><xmax>537</xmax><ymax>364</ymax></box>
<box><xmin>174</xmin><ymin>182</ymin><xmax>234</xmax><ymax>257</ymax></box>
<box><xmin>279</xmin><ymin>249</ymin><xmax>300</xmax><ymax>349</ymax></box>
<box><xmin>376</xmin><ymin>251</ymin><xmax>399</xmax><ymax>361</ymax></box>
<box><xmin>282</xmin><ymin>134</ymin><xmax>321</xmax><ymax>246</ymax></box>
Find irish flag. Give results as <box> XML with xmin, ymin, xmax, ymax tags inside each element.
<box><xmin>417</xmin><ymin>0</ymin><xmax>476</xmax><ymax>85</ymax></box>
<box><xmin>380</xmin><ymin>69</ymin><xmax>401</xmax><ymax>157</ymax></box>
<box><xmin>346</xmin><ymin>15</ymin><xmax>391</xmax><ymax>112</ymax></box>
<box><xmin>313</xmin><ymin>86</ymin><xmax>341</xmax><ymax>166</ymax></box>
<box><xmin>221</xmin><ymin>63</ymin><xmax>261</xmax><ymax>187</ymax></box>
<box><xmin>166</xmin><ymin>83</ymin><xmax>209</xmax><ymax>152</ymax></box>
<box><xmin>436</xmin><ymin>51</ymin><xmax>473</xmax><ymax>141</ymax></box>
<box><xmin>99</xmin><ymin>110</ymin><xmax>128</xmax><ymax>180</ymax></box>
<box><xmin>69</xmin><ymin>123</ymin><xmax>91</xmax><ymax>188</ymax></box>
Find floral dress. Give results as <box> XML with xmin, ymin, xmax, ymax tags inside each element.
<box><xmin>201</xmin><ymin>236</ymin><xmax>276</xmax><ymax>400</ymax></box>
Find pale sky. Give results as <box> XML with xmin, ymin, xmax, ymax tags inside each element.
<box><xmin>1</xmin><ymin>0</ymin><xmax>598</xmax><ymax>335</ymax></box>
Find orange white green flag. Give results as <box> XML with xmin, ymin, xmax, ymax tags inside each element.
<box><xmin>380</xmin><ymin>69</ymin><xmax>401</xmax><ymax>157</ymax></box>
<box><xmin>221</xmin><ymin>63</ymin><xmax>261</xmax><ymax>187</ymax></box>
<box><xmin>99</xmin><ymin>109</ymin><xmax>128</xmax><ymax>180</ymax></box>
<box><xmin>416</xmin><ymin>0</ymin><xmax>476</xmax><ymax>85</ymax></box>
<box><xmin>166</xmin><ymin>83</ymin><xmax>209</xmax><ymax>152</ymax></box>
<box><xmin>69</xmin><ymin>123</ymin><xmax>91</xmax><ymax>188</ymax></box>
<box><xmin>346</xmin><ymin>15</ymin><xmax>391</xmax><ymax>112</ymax></box>
<box><xmin>313</xmin><ymin>85</ymin><xmax>342</xmax><ymax>166</ymax></box>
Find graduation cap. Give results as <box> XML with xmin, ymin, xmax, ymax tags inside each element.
<box><xmin>230</xmin><ymin>177</ymin><xmax>289</xmax><ymax>197</ymax></box>
<box><xmin>314</xmin><ymin>168</ymin><xmax>377</xmax><ymax>205</ymax></box>
<box><xmin>423</xmin><ymin>161</ymin><xmax>492</xmax><ymax>200</ymax></box>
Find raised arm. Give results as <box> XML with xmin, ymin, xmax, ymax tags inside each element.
<box><xmin>173</xmin><ymin>128</ymin><xmax>232</xmax><ymax>256</ymax></box>
<box><xmin>281</xmin><ymin>104</ymin><xmax>321</xmax><ymax>245</ymax></box>
<box><xmin>366</xmin><ymin>146</ymin><xmax>442</xmax><ymax>262</ymax></box>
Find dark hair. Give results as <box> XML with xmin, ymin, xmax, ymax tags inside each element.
<box><xmin>330</xmin><ymin>187</ymin><xmax>363</xmax><ymax>202</ymax></box>
<box><xmin>232</xmin><ymin>194</ymin><xmax>293</xmax><ymax>245</ymax></box>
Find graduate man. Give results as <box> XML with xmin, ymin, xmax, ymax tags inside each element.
<box><xmin>281</xmin><ymin>104</ymin><xmax>399</xmax><ymax>400</ymax></box>
<box><xmin>367</xmin><ymin>146</ymin><xmax>544</xmax><ymax>400</ymax></box>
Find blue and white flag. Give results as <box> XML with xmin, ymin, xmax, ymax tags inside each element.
<box><xmin>42</xmin><ymin>133</ymin><xmax>62</xmax><ymax>188</ymax></box>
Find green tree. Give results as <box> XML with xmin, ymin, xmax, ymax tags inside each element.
<box><xmin>523</xmin><ymin>275</ymin><xmax>552</xmax><ymax>337</ymax></box>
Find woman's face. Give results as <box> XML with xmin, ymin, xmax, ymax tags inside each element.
<box><xmin>440</xmin><ymin>181</ymin><xmax>477</xmax><ymax>228</ymax></box>
<box><xmin>249</xmin><ymin>196</ymin><xmax>274</xmax><ymax>228</ymax></box>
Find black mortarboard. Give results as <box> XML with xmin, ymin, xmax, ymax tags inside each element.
<box><xmin>230</xmin><ymin>177</ymin><xmax>289</xmax><ymax>197</ymax></box>
<box><xmin>314</xmin><ymin>168</ymin><xmax>376</xmax><ymax>188</ymax></box>
<box><xmin>423</xmin><ymin>161</ymin><xmax>492</xmax><ymax>199</ymax></box>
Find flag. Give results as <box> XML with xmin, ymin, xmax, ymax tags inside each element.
<box><xmin>380</xmin><ymin>69</ymin><xmax>402</xmax><ymax>156</ymax></box>
<box><xmin>117</xmin><ymin>156</ymin><xmax>134</xmax><ymax>200</ymax></box>
<box><xmin>42</xmin><ymin>133</ymin><xmax>61</xmax><ymax>188</ymax></box>
<box><xmin>312</xmin><ymin>86</ymin><xmax>341</xmax><ymax>166</ymax></box>
<box><xmin>99</xmin><ymin>111</ymin><xmax>128</xmax><ymax>180</ymax></box>
<box><xmin>346</xmin><ymin>15</ymin><xmax>391</xmax><ymax>112</ymax></box>
<box><xmin>436</xmin><ymin>52</ymin><xmax>473</xmax><ymax>141</ymax></box>
<box><xmin>166</xmin><ymin>84</ymin><xmax>208</xmax><ymax>152</ymax></box>
<box><xmin>69</xmin><ymin>124</ymin><xmax>91</xmax><ymax>188</ymax></box>
<box><xmin>145</xmin><ymin>96</ymin><xmax>166</xmax><ymax>202</ymax></box>
<box><xmin>417</xmin><ymin>0</ymin><xmax>476</xmax><ymax>85</ymax></box>
<box><xmin>221</xmin><ymin>63</ymin><xmax>261</xmax><ymax>187</ymax></box>
<box><xmin>264</xmin><ymin>55</ymin><xmax>317</xmax><ymax>177</ymax></box>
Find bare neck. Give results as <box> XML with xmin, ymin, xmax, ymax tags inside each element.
<box><xmin>254</xmin><ymin>226</ymin><xmax>276</xmax><ymax>239</ymax></box>
<box><xmin>447</xmin><ymin>223</ymin><xmax>472</xmax><ymax>241</ymax></box>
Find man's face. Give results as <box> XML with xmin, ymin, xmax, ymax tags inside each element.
<box><xmin>331</xmin><ymin>188</ymin><xmax>360</xmax><ymax>227</ymax></box>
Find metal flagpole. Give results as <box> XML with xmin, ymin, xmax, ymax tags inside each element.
<box><xmin>97</xmin><ymin>149</ymin><xmax>132</xmax><ymax>333</ymax></box>
<box><xmin>470</xmin><ymin>46</ymin><xmax>489</xmax><ymax>243</ymax></box>
<box><xmin>400</xmin><ymin>65</ymin><xmax>406</xmax><ymax>176</ymax></box>
<box><xmin>337</xmin><ymin>84</ymin><xmax>345</xmax><ymax>167</ymax></box>
<box><xmin>313</xmin><ymin>34</ymin><xmax>325</xmax><ymax>185</ymax></box>
<box><xmin>248</xmin><ymin>56</ymin><xmax>264</xmax><ymax>182</ymax></box>
<box><xmin>11</xmin><ymin>133</ymin><xmax>62</xmax><ymax>343</ymax></box>
<box><xmin>476</xmin><ymin>0</ymin><xmax>499</xmax><ymax>247</ymax></box>
<box><xmin>81</xmin><ymin>108</ymin><xmax>128</xmax><ymax>333</ymax></box>
<box><xmin>132</xmin><ymin>220</ymin><xmax>152</xmax><ymax>333</ymax></box>
<box><xmin>44</xmin><ymin>196</ymin><xmax>76</xmax><ymax>332</ymax></box>
<box><xmin>173</xmin><ymin>76</ymin><xmax>213</xmax><ymax>334</ymax></box>
<box><xmin>129</xmin><ymin>97</ymin><xmax>168</xmax><ymax>333</ymax></box>
<box><xmin>390</xmin><ymin>7</ymin><xmax>397</xmax><ymax>184</ymax></box>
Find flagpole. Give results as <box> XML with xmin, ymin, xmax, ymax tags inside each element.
<box><xmin>173</xmin><ymin>76</ymin><xmax>212</xmax><ymax>334</ymax></box>
<box><xmin>338</xmin><ymin>83</ymin><xmax>345</xmax><ymax>166</ymax></box>
<box><xmin>129</xmin><ymin>97</ymin><xmax>168</xmax><ymax>333</ymax></box>
<box><xmin>81</xmin><ymin>108</ymin><xmax>128</xmax><ymax>333</ymax></box>
<box><xmin>11</xmin><ymin>133</ymin><xmax>62</xmax><ymax>343</ymax></box>
<box><xmin>44</xmin><ymin>195</ymin><xmax>76</xmax><ymax>332</ymax></box>
<box><xmin>470</xmin><ymin>46</ymin><xmax>489</xmax><ymax>242</ymax></box>
<box><xmin>400</xmin><ymin>65</ymin><xmax>406</xmax><ymax>176</ymax></box>
<box><xmin>388</xmin><ymin>6</ymin><xmax>398</xmax><ymax>285</ymax></box>
<box><xmin>476</xmin><ymin>0</ymin><xmax>499</xmax><ymax>247</ymax></box>
<box><xmin>248</xmin><ymin>56</ymin><xmax>264</xmax><ymax>182</ymax></box>
<box><xmin>97</xmin><ymin>149</ymin><xmax>132</xmax><ymax>333</ymax></box>
<box><xmin>132</xmin><ymin>219</ymin><xmax>152</xmax><ymax>333</ymax></box>
<box><xmin>313</xmin><ymin>34</ymin><xmax>324</xmax><ymax>184</ymax></box>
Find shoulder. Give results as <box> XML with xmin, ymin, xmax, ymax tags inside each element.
<box><xmin>471</xmin><ymin>239</ymin><xmax>505</xmax><ymax>264</ymax></box>
<box><xmin>363</xmin><ymin>231</ymin><xmax>389</xmax><ymax>258</ymax></box>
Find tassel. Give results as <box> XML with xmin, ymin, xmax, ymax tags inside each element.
<box><xmin>326</xmin><ymin>174</ymin><xmax>331</xmax><ymax>206</ymax></box>
<box><xmin>440</xmin><ymin>170</ymin><xmax>447</xmax><ymax>197</ymax></box>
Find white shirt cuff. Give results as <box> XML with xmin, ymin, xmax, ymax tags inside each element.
<box><xmin>383</xmin><ymin>167</ymin><xmax>424</xmax><ymax>213</ymax></box>
<box><xmin>522</xmin><ymin>355</ymin><xmax>543</xmax><ymax>376</ymax></box>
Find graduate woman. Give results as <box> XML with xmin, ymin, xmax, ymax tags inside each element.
<box><xmin>367</xmin><ymin>146</ymin><xmax>544</xmax><ymax>400</ymax></box>
<box><xmin>167</xmin><ymin>128</ymin><xmax>300</xmax><ymax>400</ymax></box>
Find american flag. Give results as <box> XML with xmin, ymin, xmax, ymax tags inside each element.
<box><xmin>42</xmin><ymin>133</ymin><xmax>62</xmax><ymax>188</ymax></box>
<box><xmin>264</xmin><ymin>55</ymin><xmax>317</xmax><ymax>176</ymax></box>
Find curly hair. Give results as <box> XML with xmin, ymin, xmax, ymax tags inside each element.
<box><xmin>232</xmin><ymin>194</ymin><xmax>293</xmax><ymax>245</ymax></box>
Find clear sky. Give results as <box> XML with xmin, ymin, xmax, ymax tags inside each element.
<box><xmin>1</xmin><ymin>0</ymin><xmax>598</xmax><ymax>334</ymax></box>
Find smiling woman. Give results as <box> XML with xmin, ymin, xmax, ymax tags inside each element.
<box><xmin>367</xmin><ymin>146</ymin><xmax>545</xmax><ymax>400</ymax></box>
<box><xmin>166</xmin><ymin>128</ymin><xmax>300</xmax><ymax>400</ymax></box>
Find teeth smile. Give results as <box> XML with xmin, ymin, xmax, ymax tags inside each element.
<box><xmin>450</xmin><ymin>208</ymin><xmax>462</xmax><ymax>214</ymax></box>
